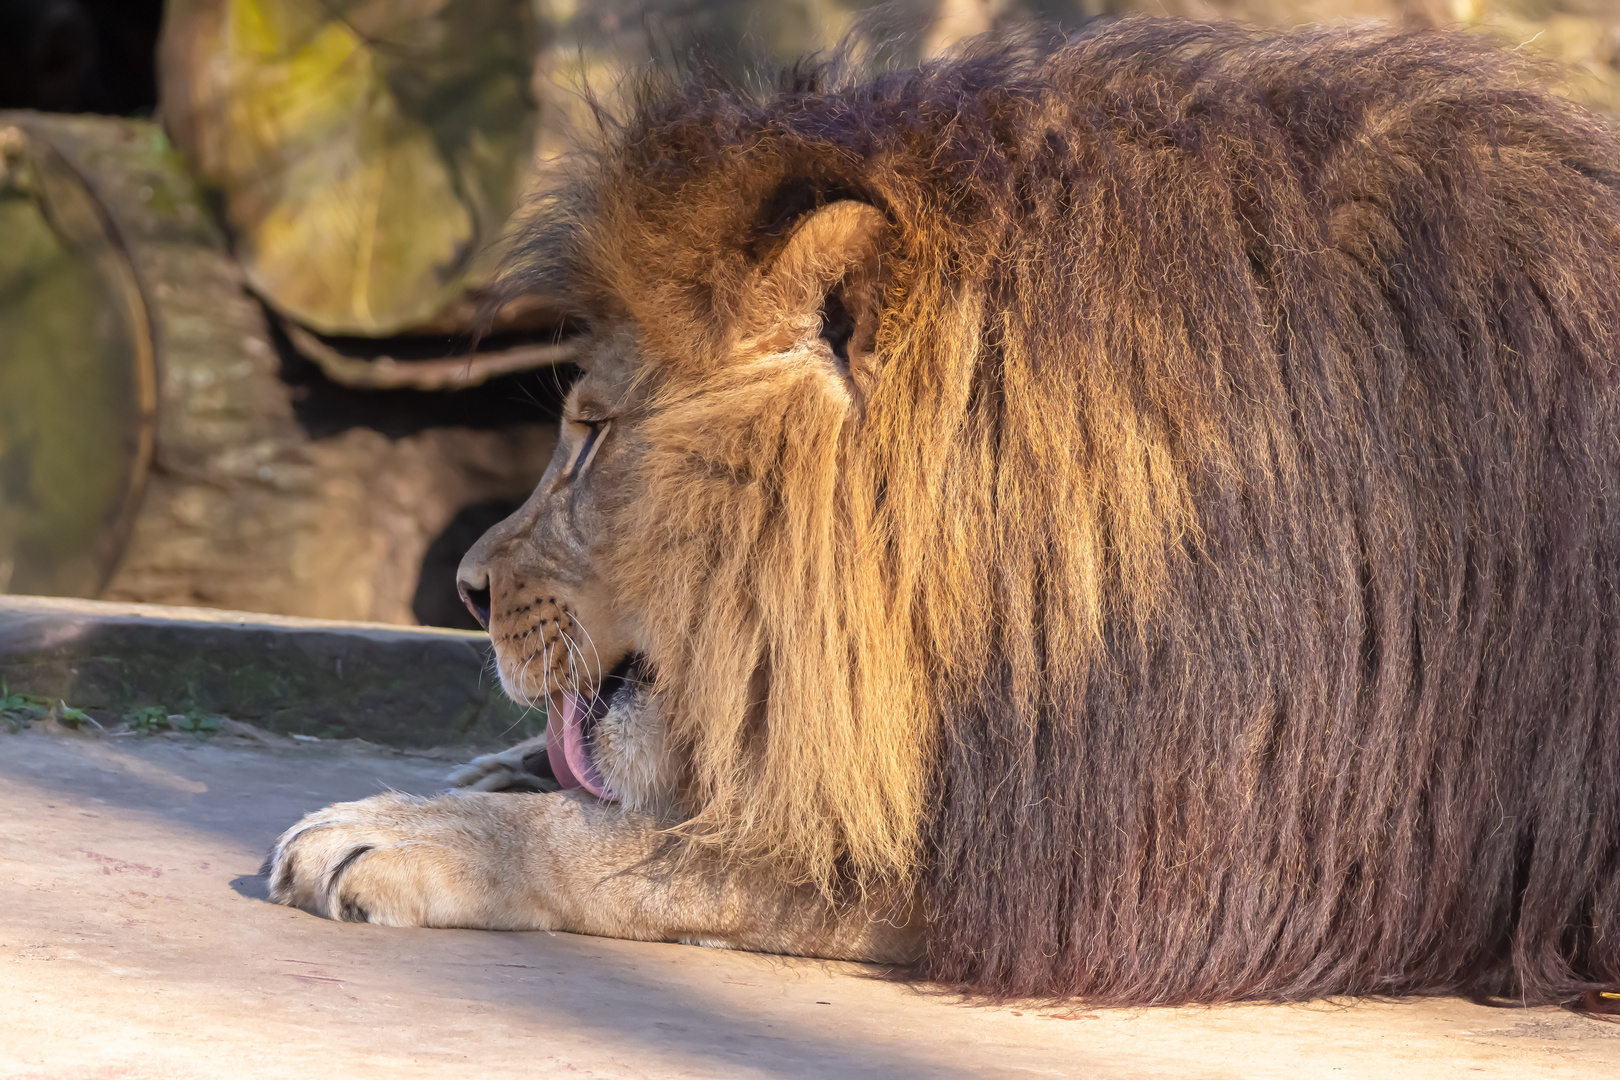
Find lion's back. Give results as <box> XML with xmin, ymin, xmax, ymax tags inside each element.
<box><xmin>904</xmin><ymin>24</ymin><xmax>1620</xmax><ymax>1006</ymax></box>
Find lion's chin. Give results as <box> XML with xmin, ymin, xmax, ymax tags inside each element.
<box><xmin>545</xmin><ymin>653</ymin><xmax>645</xmax><ymax>802</ymax></box>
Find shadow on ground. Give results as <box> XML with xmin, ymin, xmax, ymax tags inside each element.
<box><xmin>1</xmin><ymin>729</ymin><xmax>1016</xmax><ymax>1080</ymax></box>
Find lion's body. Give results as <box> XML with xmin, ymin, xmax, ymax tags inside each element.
<box><xmin>271</xmin><ymin>19</ymin><xmax>1620</xmax><ymax>1008</ymax></box>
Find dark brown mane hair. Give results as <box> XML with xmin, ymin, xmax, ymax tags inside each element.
<box><xmin>507</xmin><ymin>18</ymin><xmax>1620</xmax><ymax>1006</ymax></box>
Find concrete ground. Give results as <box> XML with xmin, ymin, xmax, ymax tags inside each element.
<box><xmin>2</xmin><ymin>726</ymin><xmax>1616</xmax><ymax>1080</ymax></box>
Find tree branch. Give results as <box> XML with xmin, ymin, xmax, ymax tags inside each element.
<box><xmin>284</xmin><ymin>323</ymin><xmax>576</xmax><ymax>392</ymax></box>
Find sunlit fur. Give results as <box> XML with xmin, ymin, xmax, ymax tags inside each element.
<box><xmin>502</xmin><ymin>19</ymin><xmax>1620</xmax><ymax>1005</ymax></box>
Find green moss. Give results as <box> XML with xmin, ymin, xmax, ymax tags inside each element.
<box><xmin>0</xmin><ymin>140</ymin><xmax>147</xmax><ymax>597</ymax></box>
<box><xmin>0</xmin><ymin>614</ymin><xmax>539</xmax><ymax>748</ymax></box>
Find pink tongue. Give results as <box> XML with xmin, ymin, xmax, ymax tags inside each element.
<box><xmin>546</xmin><ymin>691</ymin><xmax>614</xmax><ymax>801</ymax></box>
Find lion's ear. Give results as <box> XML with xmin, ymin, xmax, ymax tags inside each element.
<box><xmin>766</xmin><ymin>200</ymin><xmax>887</xmax><ymax>393</ymax></box>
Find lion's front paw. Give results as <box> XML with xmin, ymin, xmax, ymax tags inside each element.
<box><xmin>265</xmin><ymin>792</ymin><xmax>549</xmax><ymax>930</ymax></box>
<box><xmin>445</xmin><ymin>735</ymin><xmax>557</xmax><ymax>792</ymax></box>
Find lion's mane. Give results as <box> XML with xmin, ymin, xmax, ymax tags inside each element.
<box><xmin>509</xmin><ymin>19</ymin><xmax>1620</xmax><ymax>1004</ymax></box>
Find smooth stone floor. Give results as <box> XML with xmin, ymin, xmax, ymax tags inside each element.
<box><xmin>2</xmin><ymin>726</ymin><xmax>1616</xmax><ymax>1079</ymax></box>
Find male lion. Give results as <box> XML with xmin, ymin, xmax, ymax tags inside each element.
<box><xmin>269</xmin><ymin>19</ymin><xmax>1620</xmax><ymax>1007</ymax></box>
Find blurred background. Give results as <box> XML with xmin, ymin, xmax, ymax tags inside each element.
<box><xmin>0</xmin><ymin>0</ymin><xmax>1615</xmax><ymax>631</ymax></box>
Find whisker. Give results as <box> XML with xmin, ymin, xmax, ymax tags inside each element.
<box><xmin>562</xmin><ymin>629</ymin><xmax>592</xmax><ymax>700</ymax></box>
<box><xmin>514</xmin><ymin>651</ymin><xmax>537</xmax><ymax>710</ymax></box>
<box><xmin>513</xmin><ymin>624</ymin><xmax>543</xmax><ymax>710</ymax></box>
<box><xmin>562</xmin><ymin>631</ymin><xmax>584</xmax><ymax>697</ymax></box>
<box><xmin>539</xmin><ymin>636</ymin><xmax>559</xmax><ymax>697</ymax></box>
<box><xmin>571</xmin><ymin>614</ymin><xmax>605</xmax><ymax>691</ymax></box>
<box><xmin>482</xmin><ymin>617</ymin><xmax>544</xmax><ymax>739</ymax></box>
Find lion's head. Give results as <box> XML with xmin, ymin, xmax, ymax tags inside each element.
<box><xmin>458</xmin><ymin>191</ymin><xmax>934</xmax><ymax>885</ymax></box>
<box><xmin>460</xmin><ymin>19</ymin><xmax>1620</xmax><ymax>1005</ymax></box>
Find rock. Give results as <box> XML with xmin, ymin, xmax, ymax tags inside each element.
<box><xmin>158</xmin><ymin>0</ymin><xmax>538</xmax><ymax>335</ymax></box>
<box><xmin>0</xmin><ymin>595</ymin><xmax>539</xmax><ymax>747</ymax></box>
<box><xmin>0</xmin><ymin>120</ymin><xmax>156</xmax><ymax>599</ymax></box>
<box><xmin>0</xmin><ymin>111</ymin><xmax>556</xmax><ymax>625</ymax></box>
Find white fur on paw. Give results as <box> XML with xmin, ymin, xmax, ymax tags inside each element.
<box><xmin>445</xmin><ymin>735</ymin><xmax>556</xmax><ymax>792</ymax></box>
<box><xmin>264</xmin><ymin>792</ymin><xmax>546</xmax><ymax>930</ymax></box>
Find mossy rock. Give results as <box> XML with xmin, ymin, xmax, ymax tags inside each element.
<box><xmin>0</xmin><ymin>595</ymin><xmax>537</xmax><ymax>746</ymax></box>
<box><xmin>159</xmin><ymin>0</ymin><xmax>538</xmax><ymax>335</ymax></box>
<box><xmin>0</xmin><ymin>122</ymin><xmax>157</xmax><ymax>598</ymax></box>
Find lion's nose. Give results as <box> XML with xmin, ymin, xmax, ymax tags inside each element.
<box><xmin>457</xmin><ymin>580</ymin><xmax>492</xmax><ymax>630</ymax></box>
<box><xmin>457</xmin><ymin>526</ymin><xmax>506</xmax><ymax>631</ymax></box>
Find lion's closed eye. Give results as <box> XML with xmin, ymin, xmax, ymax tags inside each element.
<box><xmin>564</xmin><ymin>419</ymin><xmax>612</xmax><ymax>482</ymax></box>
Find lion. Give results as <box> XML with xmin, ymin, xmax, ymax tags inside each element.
<box><xmin>267</xmin><ymin>19</ymin><xmax>1620</xmax><ymax>1008</ymax></box>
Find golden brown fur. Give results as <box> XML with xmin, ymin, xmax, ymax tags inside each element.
<box><xmin>270</xmin><ymin>19</ymin><xmax>1620</xmax><ymax>1008</ymax></box>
